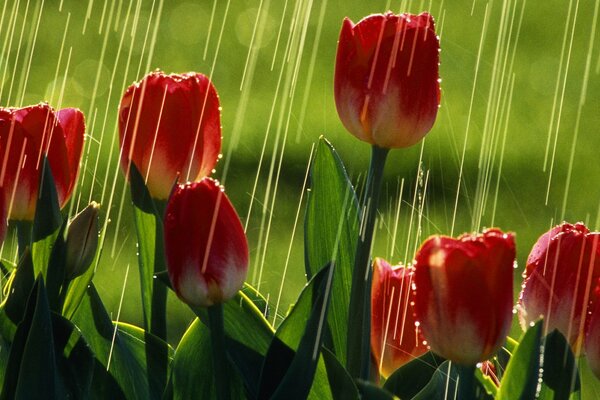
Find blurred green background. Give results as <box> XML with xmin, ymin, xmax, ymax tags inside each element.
<box><xmin>1</xmin><ymin>0</ymin><xmax>599</xmax><ymax>343</ymax></box>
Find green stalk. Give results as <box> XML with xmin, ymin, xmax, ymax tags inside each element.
<box><xmin>151</xmin><ymin>200</ymin><xmax>168</xmax><ymax>342</ymax></box>
<box><xmin>346</xmin><ymin>145</ymin><xmax>389</xmax><ymax>380</ymax></box>
<box><xmin>15</xmin><ymin>221</ymin><xmax>33</xmax><ymax>258</ymax></box>
<box><xmin>150</xmin><ymin>201</ymin><xmax>168</xmax><ymax>393</ymax></box>
<box><xmin>208</xmin><ymin>304</ymin><xmax>230</xmax><ymax>400</ymax></box>
<box><xmin>455</xmin><ymin>364</ymin><xmax>477</xmax><ymax>400</ymax></box>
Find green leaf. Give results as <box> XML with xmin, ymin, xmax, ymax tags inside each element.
<box><xmin>130</xmin><ymin>204</ymin><xmax>158</xmax><ymax>330</ymax></box>
<box><xmin>242</xmin><ymin>283</ymin><xmax>270</xmax><ymax>320</ymax></box>
<box><xmin>0</xmin><ymin>334</ymin><xmax>9</xmax><ymax>389</ymax></box>
<box><xmin>169</xmin><ymin>319</ymin><xmax>246</xmax><ymax>400</ymax></box>
<box><xmin>475</xmin><ymin>368</ymin><xmax>499</xmax><ymax>397</ymax></box>
<box><xmin>269</xmin><ymin>266</ymin><xmax>333</xmax><ymax>400</ymax></box>
<box><xmin>258</xmin><ymin>264</ymin><xmax>334</xmax><ymax>400</ymax></box>
<box><xmin>322</xmin><ymin>347</ymin><xmax>359</xmax><ymax>400</ymax></box>
<box><xmin>1</xmin><ymin>278</ymin><xmax>64</xmax><ymax>399</ymax></box>
<box><xmin>45</xmin><ymin>221</ymin><xmax>68</xmax><ymax>312</ymax></box>
<box><xmin>71</xmin><ymin>283</ymin><xmax>172</xmax><ymax>399</ymax></box>
<box><xmin>180</xmin><ymin>290</ymin><xmax>274</xmax><ymax>398</ymax></box>
<box><xmin>33</xmin><ymin>158</ymin><xmax>62</xmax><ymax>242</ymax></box>
<box><xmin>0</xmin><ymin>250</ymin><xmax>35</xmax><ymax>339</ymax></box>
<box><xmin>192</xmin><ymin>290</ymin><xmax>274</xmax><ymax>355</ymax></box>
<box><xmin>541</xmin><ymin>330</ymin><xmax>580</xmax><ymax>399</ymax></box>
<box><xmin>356</xmin><ymin>381</ymin><xmax>399</xmax><ymax>400</ymax></box>
<box><xmin>578</xmin><ymin>356</ymin><xmax>600</xmax><ymax>400</ymax></box>
<box><xmin>129</xmin><ymin>163</ymin><xmax>168</xmax><ymax>353</ymax></box>
<box><xmin>31</xmin><ymin>158</ymin><xmax>63</xmax><ymax>279</ymax></box>
<box><xmin>412</xmin><ymin>361</ymin><xmax>491</xmax><ymax>400</ymax></box>
<box><xmin>304</xmin><ymin>137</ymin><xmax>359</xmax><ymax>364</ymax></box>
<box><xmin>61</xmin><ymin>250</ymin><xmax>98</xmax><ymax>319</ymax></box>
<box><xmin>497</xmin><ymin>320</ymin><xmax>543</xmax><ymax>400</ymax></box>
<box><xmin>51</xmin><ymin>312</ymin><xmax>95</xmax><ymax>398</ymax></box>
<box><xmin>383</xmin><ymin>351</ymin><xmax>446</xmax><ymax>399</ymax></box>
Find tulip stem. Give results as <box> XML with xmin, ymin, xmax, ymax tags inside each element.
<box><xmin>150</xmin><ymin>201</ymin><xmax>168</xmax><ymax>393</ymax></box>
<box><xmin>346</xmin><ymin>145</ymin><xmax>389</xmax><ymax>380</ymax></box>
<box><xmin>15</xmin><ymin>221</ymin><xmax>33</xmax><ymax>258</ymax></box>
<box><xmin>151</xmin><ymin>200</ymin><xmax>168</xmax><ymax>342</ymax></box>
<box><xmin>455</xmin><ymin>364</ymin><xmax>477</xmax><ymax>400</ymax></box>
<box><xmin>208</xmin><ymin>303</ymin><xmax>231</xmax><ymax>400</ymax></box>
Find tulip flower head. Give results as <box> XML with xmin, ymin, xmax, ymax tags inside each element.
<box><xmin>119</xmin><ymin>71</ymin><xmax>221</xmax><ymax>200</ymax></box>
<box><xmin>371</xmin><ymin>257</ymin><xmax>426</xmax><ymax>377</ymax></box>
<box><xmin>0</xmin><ymin>104</ymin><xmax>85</xmax><ymax>220</ymax></box>
<box><xmin>519</xmin><ymin>222</ymin><xmax>600</xmax><ymax>352</ymax></box>
<box><xmin>334</xmin><ymin>12</ymin><xmax>440</xmax><ymax>149</ymax></box>
<box><xmin>413</xmin><ymin>229</ymin><xmax>515</xmax><ymax>365</ymax></box>
<box><xmin>585</xmin><ymin>279</ymin><xmax>600</xmax><ymax>378</ymax></box>
<box><xmin>164</xmin><ymin>178</ymin><xmax>248</xmax><ymax>307</ymax></box>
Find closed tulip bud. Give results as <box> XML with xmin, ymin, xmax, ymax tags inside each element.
<box><xmin>519</xmin><ymin>222</ymin><xmax>600</xmax><ymax>352</ymax></box>
<box><xmin>334</xmin><ymin>12</ymin><xmax>440</xmax><ymax>149</ymax></box>
<box><xmin>413</xmin><ymin>229</ymin><xmax>515</xmax><ymax>365</ymax></box>
<box><xmin>371</xmin><ymin>258</ymin><xmax>426</xmax><ymax>377</ymax></box>
<box><xmin>65</xmin><ymin>202</ymin><xmax>100</xmax><ymax>280</ymax></box>
<box><xmin>119</xmin><ymin>71</ymin><xmax>221</xmax><ymax>200</ymax></box>
<box><xmin>0</xmin><ymin>104</ymin><xmax>85</xmax><ymax>220</ymax></box>
<box><xmin>164</xmin><ymin>178</ymin><xmax>248</xmax><ymax>307</ymax></box>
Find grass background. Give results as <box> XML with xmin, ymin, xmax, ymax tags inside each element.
<box><xmin>1</xmin><ymin>0</ymin><xmax>599</xmax><ymax>343</ymax></box>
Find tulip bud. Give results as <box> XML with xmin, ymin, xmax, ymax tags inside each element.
<box><xmin>164</xmin><ymin>178</ymin><xmax>248</xmax><ymax>307</ymax></box>
<box><xmin>334</xmin><ymin>12</ymin><xmax>440</xmax><ymax>149</ymax></box>
<box><xmin>519</xmin><ymin>222</ymin><xmax>600</xmax><ymax>352</ymax></box>
<box><xmin>0</xmin><ymin>104</ymin><xmax>85</xmax><ymax>220</ymax></box>
<box><xmin>371</xmin><ymin>258</ymin><xmax>426</xmax><ymax>377</ymax></box>
<box><xmin>413</xmin><ymin>229</ymin><xmax>515</xmax><ymax>365</ymax></box>
<box><xmin>65</xmin><ymin>202</ymin><xmax>100</xmax><ymax>280</ymax></box>
<box><xmin>119</xmin><ymin>71</ymin><xmax>222</xmax><ymax>200</ymax></box>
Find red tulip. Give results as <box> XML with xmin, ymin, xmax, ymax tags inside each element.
<box><xmin>0</xmin><ymin>104</ymin><xmax>85</xmax><ymax>220</ymax></box>
<box><xmin>413</xmin><ymin>229</ymin><xmax>515</xmax><ymax>365</ymax></box>
<box><xmin>519</xmin><ymin>222</ymin><xmax>600</xmax><ymax>352</ymax></box>
<box><xmin>371</xmin><ymin>257</ymin><xmax>426</xmax><ymax>377</ymax></box>
<box><xmin>164</xmin><ymin>178</ymin><xmax>248</xmax><ymax>307</ymax></box>
<box><xmin>585</xmin><ymin>280</ymin><xmax>600</xmax><ymax>378</ymax></box>
<box><xmin>119</xmin><ymin>71</ymin><xmax>221</xmax><ymax>200</ymax></box>
<box><xmin>334</xmin><ymin>12</ymin><xmax>440</xmax><ymax>149</ymax></box>
<box><xmin>0</xmin><ymin>189</ymin><xmax>6</xmax><ymax>243</ymax></box>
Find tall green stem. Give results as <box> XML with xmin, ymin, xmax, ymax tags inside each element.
<box><xmin>151</xmin><ymin>200</ymin><xmax>167</xmax><ymax>341</ymax></box>
<box><xmin>150</xmin><ymin>201</ymin><xmax>168</xmax><ymax>393</ymax></box>
<box><xmin>15</xmin><ymin>221</ymin><xmax>33</xmax><ymax>259</ymax></box>
<box><xmin>208</xmin><ymin>304</ymin><xmax>230</xmax><ymax>400</ymax></box>
<box><xmin>346</xmin><ymin>145</ymin><xmax>389</xmax><ymax>380</ymax></box>
<box><xmin>455</xmin><ymin>364</ymin><xmax>477</xmax><ymax>400</ymax></box>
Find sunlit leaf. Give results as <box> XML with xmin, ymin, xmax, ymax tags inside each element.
<box><xmin>304</xmin><ymin>137</ymin><xmax>359</xmax><ymax>364</ymax></box>
<box><xmin>497</xmin><ymin>320</ymin><xmax>543</xmax><ymax>400</ymax></box>
<box><xmin>169</xmin><ymin>319</ymin><xmax>246</xmax><ymax>400</ymax></box>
